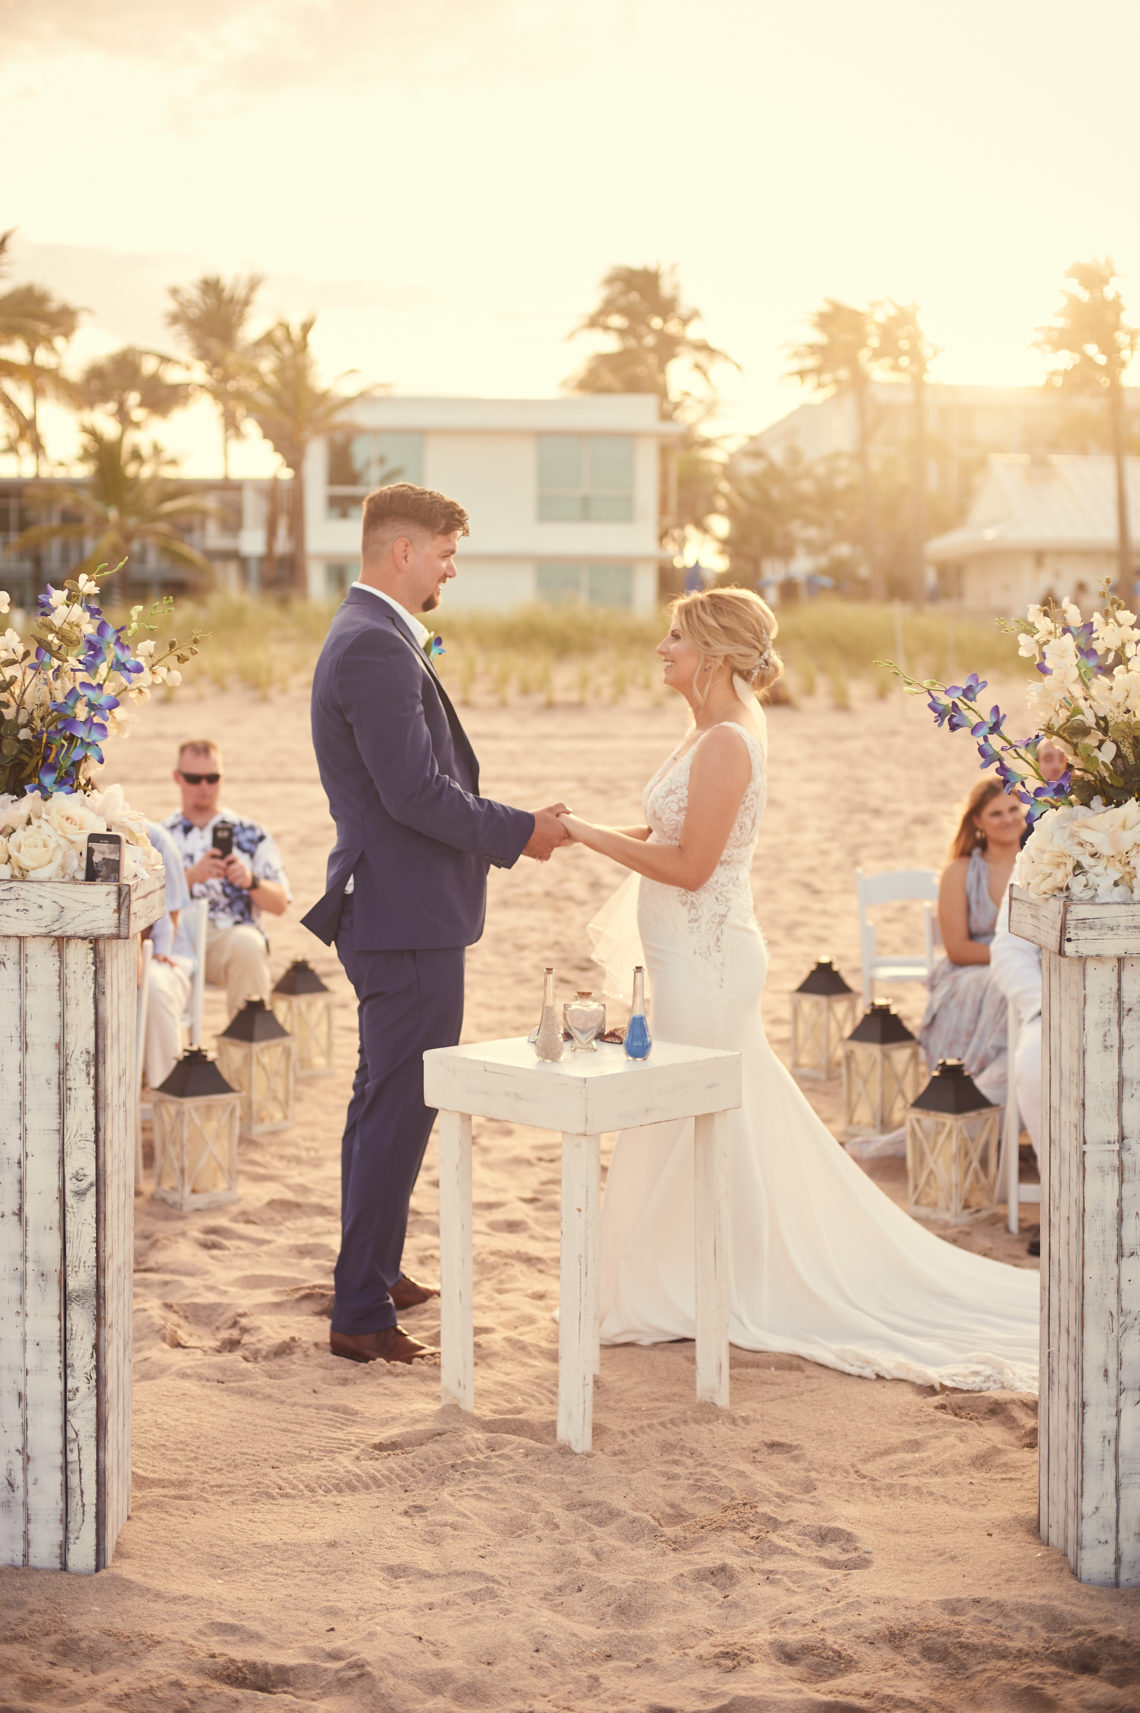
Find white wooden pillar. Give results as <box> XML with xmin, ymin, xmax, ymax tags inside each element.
<box><xmin>694</xmin><ymin>1111</ymin><xmax>730</xmax><ymax>1406</ymax></box>
<box><xmin>0</xmin><ymin>873</ymin><xmax>164</xmax><ymax>1574</ymax></box>
<box><xmin>1009</xmin><ymin>888</ymin><xmax>1140</xmax><ymax>1586</ymax></box>
<box><xmin>557</xmin><ymin>1131</ymin><xmax>600</xmax><ymax>1453</ymax></box>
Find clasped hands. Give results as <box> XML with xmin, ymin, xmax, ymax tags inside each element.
<box><xmin>521</xmin><ymin>802</ymin><xmax>591</xmax><ymax>862</ymax></box>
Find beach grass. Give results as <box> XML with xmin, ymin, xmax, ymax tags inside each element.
<box><xmin>169</xmin><ymin>593</ymin><xmax>1028</xmax><ymax>705</ymax></box>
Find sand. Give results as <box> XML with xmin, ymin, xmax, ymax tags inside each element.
<box><xmin>2</xmin><ymin>675</ymin><xmax>1139</xmax><ymax>1713</ymax></box>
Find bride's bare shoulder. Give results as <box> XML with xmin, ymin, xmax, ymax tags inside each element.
<box><xmin>701</xmin><ymin>719</ymin><xmax>765</xmax><ymax>754</ymax></box>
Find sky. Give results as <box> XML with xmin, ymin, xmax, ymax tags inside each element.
<box><xmin>3</xmin><ymin>0</ymin><xmax>1139</xmax><ymax>476</ymax></box>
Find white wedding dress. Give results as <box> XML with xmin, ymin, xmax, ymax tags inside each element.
<box><xmin>592</xmin><ymin>721</ymin><xmax>1039</xmax><ymax>1393</ymax></box>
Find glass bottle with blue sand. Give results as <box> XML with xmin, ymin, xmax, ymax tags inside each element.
<box><xmin>624</xmin><ymin>965</ymin><xmax>652</xmax><ymax>1061</ymax></box>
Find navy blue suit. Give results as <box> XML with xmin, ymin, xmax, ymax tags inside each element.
<box><xmin>302</xmin><ymin>587</ymin><xmax>533</xmax><ymax>1333</ymax></box>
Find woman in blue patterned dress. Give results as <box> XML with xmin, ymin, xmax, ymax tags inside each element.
<box><xmin>918</xmin><ymin>778</ymin><xmax>1026</xmax><ymax>1103</ymax></box>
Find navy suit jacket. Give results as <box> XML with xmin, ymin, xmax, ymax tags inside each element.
<box><xmin>302</xmin><ymin>587</ymin><xmax>534</xmax><ymax>952</ymax></box>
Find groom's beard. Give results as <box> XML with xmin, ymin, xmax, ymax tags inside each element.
<box><xmin>421</xmin><ymin>589</ymin><xmax>443</xmax><ymax>612</ymax></box>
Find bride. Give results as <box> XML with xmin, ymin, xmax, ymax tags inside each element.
<box><xmin>557</xmin><ymin>587</ymin><xmax>1038</xmax><ymax>1393</ymax></box>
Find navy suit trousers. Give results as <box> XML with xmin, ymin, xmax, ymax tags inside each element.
<box><xmin>332</xmin><ymin>898</ymin><xmax>465</xmax><ymax>1334</ymax></box>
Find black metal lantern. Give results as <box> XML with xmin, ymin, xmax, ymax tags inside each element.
<box><xmin>842</xmin><ymin>1001</ymin><xmax>922</xmax><ymax>1136</ymax></box>
<box><xmin>790</xmin><ymin>958</ymin><xmax>859</xmax><ymax>1080</ymax></box>
<box><xmin>151</xmin><ymin>1048</ymin><xmax>242</xmax><ymax>1209</ymax></box>
<box><xmin>905</xmin><ymin>1059</ymin><xmax>1001</xmax><ymax>1221</ymax></box>
<box><xmin>215</xmin><ymin>997</ymin><xmax>296</xmax><ymax>1137</ymax></box>
<box><xmin>271</xmin><ymin>959</ymin><xmax>335</xmax><ymax>1077</ymax></box>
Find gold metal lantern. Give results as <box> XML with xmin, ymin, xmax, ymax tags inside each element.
<box><xmin>905</xmin><ymin>1059</ymin><xmax>1001</xmax><ymax>1222</ymax></box>
<box><xmin>271</xmin><ymin>958</ymin><xmax>335</xmax><ymax>1077</ymax></box>
<box><xmin>151</xmin><ymin>1048</ymin><xmax>242</xmax><ymax>1210</ymax></box>
<box><xmin>215</xmin><ymin>997</ymin><xmax>296</xmax><ymax>1137</ymax></box>
<box><xmin>842</xmin><ymin>1001</ymin><xmax>922</xmax><ymax>1137</ymax></box>
<box><xmin>790</xmin><ymin>958</ymin><xmax>859</xmax><ymax>1080</ymax></box>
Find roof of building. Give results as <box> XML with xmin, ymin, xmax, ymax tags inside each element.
<box><xmin>926</xmin><ymin>454</ymin><xmax>1140</xmax><ymax>561</ymax></box>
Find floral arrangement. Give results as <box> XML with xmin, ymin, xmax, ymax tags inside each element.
<box><xmin>0</xmin><ymin>565</ymin><xmax>202</xmax><ymax>883</ymax></box>
<box><xmin>895</xmin><ymin>586</ymin><xmax>1140</xmax><ymax>903</ymax></box>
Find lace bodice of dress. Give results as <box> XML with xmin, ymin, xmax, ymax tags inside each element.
<box><xmin>638</xmin><ymin>721</ymin><xmax>766</xmax><ymax>982</ymax></box>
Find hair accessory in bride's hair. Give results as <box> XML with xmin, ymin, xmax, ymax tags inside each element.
<box><xmin>744</xmin><ymin>640</ymin><xmax>774</xmax><ymax>683</ymax></box>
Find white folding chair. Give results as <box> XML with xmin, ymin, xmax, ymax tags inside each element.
<box><xmin>179</xmin><ymin>897</ymin><xmax>209</xmax><ymax>1048</ymax></box>
<box><xmin>135</xmin><ymin>940</ymin><xmax>153</xmax><ymax>1190</ymax></box>
<box><xmin>855</xmin><ymin>867</ymin><xmax>940</xmax><ymax>1009</ymax></box>
<box><xmin>998</xmin><ymin>997</ymin><xmax>1041</xmax><ymax>1235</ymax></box>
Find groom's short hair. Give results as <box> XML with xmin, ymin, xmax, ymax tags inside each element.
<box><xmin>361</xmin><ymin>484</ymin><xmax>470</xmax><ymax>555</ymax></box>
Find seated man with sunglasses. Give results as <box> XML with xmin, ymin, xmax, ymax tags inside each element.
<box><xmin>163</xmin><ymin>739</ymin><xmax>291</xmax><ymax>1021</ymax></box>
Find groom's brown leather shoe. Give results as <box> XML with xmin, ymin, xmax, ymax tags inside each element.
<box><xmin>391</xmin><ymin>1272</ymin><xmax>440</xmax><ymax>1311</ymax></box>
<box><xmin>330</xmin><ymin>1326</ymin><xmax>438</xmax><ymax>1364</ymax></box>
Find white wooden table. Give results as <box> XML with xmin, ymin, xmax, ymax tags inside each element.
<box><xmin>422</xmin><ymin>1036</ymin><xmax>742</xmax><ymax>1452</ymax></box>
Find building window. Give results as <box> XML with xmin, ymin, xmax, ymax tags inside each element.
<box><xmin>536</xmin><ymin>561</ymin><xmax>633</xmax><ymax>609</ymax></box>
<box><xmin>537</xmin><ymin>435</ymin><xmax>634</xmax><ymax>522</ymax></box>
<box><xmin>325</xmin><ymin>562</ymin><xmax>355</xmax><ymax>599</ymax></box>
<box><xmin>327</xmin><ymin>432</ymin><xmax>423</xmax><ymax>519</ymax></box>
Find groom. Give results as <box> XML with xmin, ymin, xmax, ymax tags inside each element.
<box><xmin>303</xmin><ymin>483</ymin><xmax>569</xmax><ymax>1364</ymax></box>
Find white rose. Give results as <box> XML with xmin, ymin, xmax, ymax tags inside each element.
<box><xmin>0</xmin><ymin>791</ymin><xmax>43</xmax><ymax>832</ymax></box>
<box><xmin>41</xmin><ymin>793</ymin><xmax>107</xmax><ymax>849</ymax></box>
<box><xmin>7</xmin><ymin>819</ymin><xmax>79</xmax><ymax>881</ymax></box>
<box><xmin>1021</xmin><ymin>840</ymin><xmax>1076</xmax><ymax>897</ymax></box>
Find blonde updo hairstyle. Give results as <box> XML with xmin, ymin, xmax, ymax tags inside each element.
<box><xmin>670</xmin><ymin>586</ymin><xmax>784</xmax><ymax>704</ymax></box>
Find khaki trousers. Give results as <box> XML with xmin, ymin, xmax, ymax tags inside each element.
<box><xmin>205</xmin><ymin>922</ymin><xmax>271</xmax><ymax>1021</ymax></box>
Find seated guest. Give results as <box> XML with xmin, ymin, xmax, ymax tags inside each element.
<box><xmin>918</xmin><ymin>779</ymin><xmax>1026</xmax><ymax>1104</ymax></box>
<box><xmin>993</xmin><ymin>738</ymin><xmax>1064</xmax><ymax>1145</ymax></box>
<box><xmin>163</xmin><ymin>739</ymin><xmax>291</xmax><ymax>1021</ymax></box>
<box><xmin>990</xmin><ymin>885</ymin><xmax>1043</xmax><ymax>1161</ymax></box>
<box><xmin>141</xmin><ymin>818</ymin><xmax>196</xmax><ymax>1091</ymax></box>
<box><xmin>1021</xmin><ymin>738</ymin><xmax>1069</xmax><ymax>844</ymax></box>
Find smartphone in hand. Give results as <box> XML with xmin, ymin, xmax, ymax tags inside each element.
<box><xmin>213</xmin><ymin>821</ymin><xmax>234</xmax><ymax>859</ymax></box>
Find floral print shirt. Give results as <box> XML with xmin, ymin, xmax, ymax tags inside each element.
<box><xmin>162</xmin><ymin>807</ymin><xmax>291</xmax><ymax>936</ymax></box>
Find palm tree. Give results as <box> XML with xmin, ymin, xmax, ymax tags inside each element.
<box><xmin>1036</xmin><ymin>259</ymin><xmax>1139</xmax><ymax>598</ymax></box>
<box><xmin>165</xmin><ymin>272</ymin><xmax>263</xmax><ymax>478</ymax></box>
<box><xmin>77</xmin><ymin>347</ymin><xmax>190</xmax><ymax>435</ymax></box>
<box><xmin>566</xmin><ymin>264</ymin><xmax>737</xmax><ymax>422</ymax></box>
<box><xmin>875</xmin><ymin>300</ymin><xmax>940</xmax><ymax>601</ymax></box>
<box><xmin>786</xmin><ymin>300</ymin><xmax>883</xmax><ymax>597</ymax></box>
<box><xmin>5</xmin><ymin>426</ymin><xmax>215</xmax><ymax>599</ymax></box>
<box><xmin>0</xmin><ymin>283</ymin><xmax>83</xmax><ymax>474</ymax></box>
<box><xmin>237</xmin><ymin>316</ymin><xmax>374</xmax><ymax>596</ymax></box>
<box><xmin>720</xmin><ymin>450</ymin><xmax>804</xmax><ymax>587</ymax></box>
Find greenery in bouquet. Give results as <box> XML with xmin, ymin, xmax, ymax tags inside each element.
<box><xmin>0</xmin><ymin>563</ymin><xmax>203</xmax><ymax>882</ymax></box>
<box><xmin>892</xmin><ymin>585</ymin><xmax>1140</xmax><ymax>903</ymax></box>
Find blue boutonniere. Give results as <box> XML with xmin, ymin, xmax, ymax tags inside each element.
<box><xmin>424</xmin><ymin>634</ymin><xmax>445</xmax><ymax>660</ymax></box>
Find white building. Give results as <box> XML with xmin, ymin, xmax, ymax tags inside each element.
<box><xmin>925</xmin><ymin>453</ymin><xmax>1140</xmax><ymax>609</ymax></box>
<box><xmin>748</xmin><ymin>382</ymin><xmax>1140</xmax><ymax>508</ymax></box>
<box><xmin>303</xmin><ymin>395</ymin><xmax>682</xmax><ymax>613</ymax></box>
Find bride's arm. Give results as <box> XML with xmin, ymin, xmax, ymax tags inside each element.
<box><xmin>561</xmin><ymin>727</ymin><xmax>750</xmax><ymax>890</ymax></box>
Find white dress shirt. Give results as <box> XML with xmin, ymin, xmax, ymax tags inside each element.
<box><xmin>990</xmin><ymin>882</ymin><xmax>1043</xmax><ymax>1021</ymax></box>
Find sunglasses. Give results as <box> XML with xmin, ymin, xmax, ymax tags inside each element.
<box><xmin>179</xmin><ymin>771</ymin><xmax>221</xmax><ymax>785</ymax></box>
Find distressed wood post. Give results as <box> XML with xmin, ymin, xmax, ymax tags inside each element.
<box><xmin>1009</xmin><ymin>886</ymin><xmax>1140</xmax><ymax>1586</ymax></box>
<box><xmin>0</xmin><ymin>872</ymin><xmax>164</xmax><ymax>1574</ymax></box>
